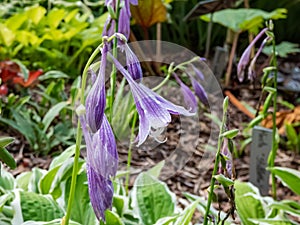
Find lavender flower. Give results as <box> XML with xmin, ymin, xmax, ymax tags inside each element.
<box><xmin>191</xmin><ymin>64</ymin><xmax>204</xmax><ymax>80</ymax></box>
<box><xmin>248</xmin><ymin>37</ymin><xmax>270</xmax><ymax>80</ymax></box>
<box><xmin>103</xmin><ymin>0</ymin><xmax>138</xmax><ymax>39</ymax></box>
<box><xmin>189</xmin><ymin>75</ymin><xmax>208</xmax><ymax>106</ymax></box>
<box><xmin>173</xmin><ymin>73</ymin><xmax>198</xmax><ymax>113</ymax></box>
<box><xmin>122</xmin><ymin>43</ymin><xmax>143</xmax><ymax>80</ymax></box>
<box><xmin>85</xmin><ymin>44</ymin><xmax>108</xmax><ymax>133</ymax></box>
<box><xmin>109</xmin><ymin>53</ymin><xmax>195</xmax><ymax>146</ymax></box>
<box><xmin>79</xmin><ymin>111</ymin><xmax>118</xmax><ymax>221</ymax></box>
<box><xmin>237</xmin><ymin>28</ymin><xmax>268</xmax><ymax>82</ymax></box>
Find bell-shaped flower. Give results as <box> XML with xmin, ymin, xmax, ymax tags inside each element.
<box><xmin>189</xmin><ymin>74</ymin><xmax>208</xmax><ymax>106</ymax></box>
<box><xmin>109</xmin><ymin>53</ymin><xmax>195</xmax><ymax>146</ymax></box>
<box><xmin>248</xmin><ymin>37</ymin><xmax>270</xmax><ymax>80</ymax></box>
<box><xmin>78</xmin><ymin>108</ymin><xmax>118</xmax><ymax>221</ymax></box>
<box><xmin>173</xmin><ymin>73</ymin><xmax>198</xmax><ymax>113</ymax></box>
<box><xmin>237</xmin><ymin>28</ymin><xmax>268</xmax><ymax>82</ymax></box>
<box><xmin>191</xmin><ymin>64</ymin><xmax>204</xmax><ymax>80</ymax></box>
<box><xmin>85</xmin><ymin>45</ymin><xmax>108</xmax><ymax>133</ymax></box>
<box><xmin>120</xmin><ymin>43</ymin><xmax>143</xmax><ymax>81</ymax></box>
<box><xmin>118</xmin><ymin>7</ymin><xmax>131</xmax><ymax>39</ymax></box>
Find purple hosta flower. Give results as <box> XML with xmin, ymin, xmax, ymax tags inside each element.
<box><xmin>248</xmin><ymin>37</ymin><xmax>271</xmax><ymax>80</ymax></box>
<box><xmin>120</xmin><ymin>43</ymin><xmax>143</xmax><ymax>81</ymax></box>
<box><xmin>118</xmin><ymin>7</ymin><xmax>130</xmax><ymax>39</ymax></box>
<box><xmin>79</xmin><ymin>112</ymin><xmax>118</xmax><ymax>221</ymax></box>
<box><xmin>189</xmin><ymin>74</ymin><xmax>208</xmax><ymax>106</ymax></box>
<box><xmin>103</xmin><ymin>0</ymin><xmax>138</xmax><ymax>39</ymax></box>
<box><xmin>237</xmin><ymin>28</ymin><xmax>268</xmax><ymax>82</ymax></box>
<box><xmin>173</xmin><ymin>73</ymin><xmax>198</xmax><ymax>113</ymax></box>
<box><xmin>102</xmin><ymin>15</ymin><xmax>115</xmax><ymax>37</ymax></box>
<box><xmin>191</xmin><ymin>64</ymin><xmax>204</xmax><ymax>80</ymax></box>
<box><xmin>108</xmin><ymin>53</ymin><xmax>195</xmax><ymax>146</ymax></box>
<box><xmin>85</xmin><ymin>44</ymin><xmax>108</xmax><ymax>133</ymax></box>
<box><xmin>219</xmin><ymin>138</ymin><xmax>233</xmax><ymax>178</ymax></box>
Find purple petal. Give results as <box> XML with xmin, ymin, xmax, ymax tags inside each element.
<box><xmin>108</xmin><ymin>52</ymin><xmax>195</xmax><ymax>146</ymax></box>
<box><xmin>102</xmin><ymin>16</ymin><xmax>115</xmax><ymax>37</ymax></box>
<box><xmin>85</xmin><ymin>45</ymin><xmax>108</xmax><ymax>133</ymax></box>
<box><xmin>237</xmin><ymin>28</ymin><xmax>268</xmax><ymax>82</ymax></box>
<box><xmin>87</xmin><ymin>164</ymin><xmax>114</xmax><ymax>221</ymax></box>
<box><xmin>190</xmin><ymin>76</ymin><xmax>208</xmax><ymax>106</ymax></box>
<box><xmin>173</xmin><ymin>73</ymin><xmax>198</xmax><ymax>113</ymax></box>
<box><xmin>248</xmin><ymin>37</ymin><xmax>270</xmax><ymax>81</ymax></box>
<box><xmin>123</xmin><ymin>44</ymin><xmax>143</xmax><ymax>80</ymax></box>
<box><xmin>191</xmin><ymin>64</ymin><xmax>204</xmax><ymax>80</ymax></box>
<box><xmin>118</xmin><ymin>8</ymin><xmax>130</xmax><ymax>39</ymax></box>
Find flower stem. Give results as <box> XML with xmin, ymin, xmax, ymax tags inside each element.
<box><xmin>108</xmin><ymin>0</ymin><xmax>121</xmax><ymax>123</ymax></box>
<box><xmin>63</xmin><ymin>46</ymin><xmax>101</xmax><ymax>225</ymax></box>
<box><xmin>203</xmin><ymin>97</ymin><xmax>228</xmax><ymax>225</ymax></box>
<box><xmin>269</xmin><ymin>37</ymin><xmax>278</xmax><ymax>200</ymax></box>
<box><xmin>125</xmin><ymin>111</ymin><xmax>138</xmax><ymax>194</ymax></box>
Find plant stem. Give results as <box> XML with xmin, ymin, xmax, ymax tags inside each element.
<box><xmin>108</xmin><ymin>0</ymin><xmax>121</xmax><ymax>123</ymax></box>
<box><xmin>125</xmin><ymin>111</ymin><xmax>138</xmax><ymax>194</ymax></box>
<box><xmin>63</xmin><ymin>47</ymin><xmax>101</xmax><ymax>225</ymax></box>
<box><xmin>269</xmin><ymin>38</ymin><xmax>278</xmax><ymax>200</ymax></box>
<box><xmin>203</xmin><ymin>98</ymin><xmax>228</xmax><ymax>225</ymax></box>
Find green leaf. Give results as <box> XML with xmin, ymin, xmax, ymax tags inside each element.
<box><xmin>132</xmin><ymin>172</ymin><xmax>176</xmax><ymax>225</ymax></box>
<box><xmin>285</xmin><ymin>124</ymin><xmax>298</xmax><ymax>146</ymax></box>
<box><xmin>26</xmin><ymin>6</ymin><xmax>46</xmax><ymax>25</ymax></box>
<box><xmin>16</xmin><ymin>171</ymin><xmax>32</xmax><ymax>191</ymax></box>
<box><xmin>174</xmin><ymin>200</ymin><xmax>199</xmax><ymax>225</ymax></box>
<box><xmin>234</xmin><ymin>181</ymin><xmax>265</xmax><ymax>225</ymax></box>
<box><xmin>221</xmin><ymin>129</ymin><xmax>239</xmax><ymax>139</ymax></box>
<box><xmin>49</xmin><ymin>145</ymin><xmax>76</xmax><ymax>169</ymax></box>
<box><xmin>0</xmin><ymin>23</ymin><xmax>15</xmax><ymax>47</ymax></box>
<box><xmin>268</xmin><ymin>167</ymin><xmax>300</xmax><ymax>195</ymax></box>
<box><xmin>147</xmin><ymin>160</ymin><xmax>165</xmax><ymax>178</ymax></box>
<box><xmin>261</xmin><ymin>93</ymin><xmax>274</xmax><ymax>116</ymax></box>
<box><xmin>5</xmin><ymin>13</ymin><xmax>27</xmax><ymax>31</ymax></box>
<box><xmin>201</xmin><ymin>8</ymin><xmax>287</xmax><ymax>33</ymax></box>
<box><xmin>46</xmin><ymin>8</ymin><xmax>66</xmax><ymax>29</ymax></box>
<box><xmin>0</xmin><ymin>147</ymin><xmax>16</xmax><ymax>169</ymax></box>
<box><xmin>213</xmin><ymin>174</ymin><xmax>234</xmax><ymax>187</ymax></box>
<box><xmin>64</xmin><ymin>173</ymin><xmax>97</xmax><ymax>224</ymax></box>
<box><xmin>19</xmin><ymin>191</ymin><xmax>63</xmax><ymax>221</ymax></box>
<box><xmin>248</xmin><ymin>217</ymin><xmax>293</xmax><ymax>225</ymax></box>
<box><xmin>154</xmin><ymin>215</ymin><xmax>179</xmax><ymax>225</ymax></box>
<box><xmin>263</xmin><ymin>41</ymin><xmax>300</xmax><ymax>58</ymax></box>
<box><xmin>270</xmin><ymin>200</ymin><xmax>300</xmax><ymax>217</ymax></box>
<box><xmin>38</xmin><ymin>70</ymin><xmax>69</xmax><ymax>81</ymax></box>
<box><xmin>0</xmin><ymin>136</ymin><xmax>14</xmax><ymax>148</ymax></box>
<box><xmin>113</xmin><ymin>195</ymin><xmax>125</xmax><ymax>216</ymax></box>
<box><xmin>0</xmin><ymin>169</ymin><xmax>16</xmax><ymax>190</ymax></box>
<box><xmin>248</xmin><ymin>114</ymin><xmax>264</xmax><ymax>128</ymax></box>
<box><xmin>21</xmin><ymin>219</ymin><xmax>81</xmax><ymax>225</ymax></box>
<box><xmin>39</xmin><ymin>166</ymin><xmax>60</xmax><ymax>195</ymax></box>
<box><xmin>100</xmin><ymin>210</ymin><xmax>123</xmax><ymax>225</ymax></box>
<box><xmin>42</xmin><ymin>101</ymin><xmax>69</xmax><ymax>132</ymax></box>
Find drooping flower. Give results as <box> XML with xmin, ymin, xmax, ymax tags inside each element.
<box><xmin>173</xmin><ymin>73</ymin><xmax>198</xmax><ymax>113</ymax></box>
<box><xmin>191</xmin><ymin>64</ymin><xmax>204</xmax><ymax>80</ymax></box>
<box><xmin>121</xmin><ymin>43</ymin><xmax>143</xmax><ymax>81</ymax></box>
<box><xmin>108</xmin><ymin>53</ymin><xmax>195</xmax><ymax>146</ymax></box>
<box><xmin>237</xmin><ymin>28</ymin><xmax>268</xmax><ymax>82</ymax></box>
<box><xmin>189</xmin><ymin>74</ymin><xmax>208</xmax><ymax>106</ymax></box>
<box><xmin>103</xmin><ymin>0</ymin><xmax>138</xmax><ymax>39</ymax></box>
<box><xmin>85</xmin><ymin>44</ymin><xmax>108</xmax><ymax>133</ymax></box>
<box><xmin>248</xmin><ymin>37</ymin><xmax>271</xmax><ymax>80</ymax></box>
<box><xmin>79</xmin><ymin>110</ymin><xmax>118</xmax><ymax>221</ymax></box>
